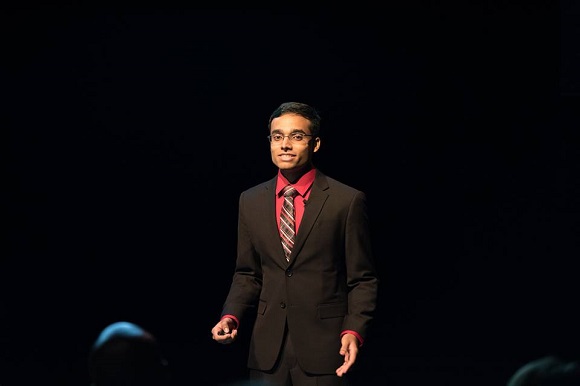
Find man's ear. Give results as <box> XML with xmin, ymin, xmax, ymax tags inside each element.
<box><xmin>313</xmin><ymin>137</ymin><xmax>321</xmax><ymax>153</ymax></box>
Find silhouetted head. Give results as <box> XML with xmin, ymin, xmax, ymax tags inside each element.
<box><xmin>507</xmin><ymin>356</ymin><xmax>580</xmax><ymax>386</ymax></box>
<box><xmin>88</xmin><ymin>321</ymin><xmax>169</xmax><ymax>386</ymax></box>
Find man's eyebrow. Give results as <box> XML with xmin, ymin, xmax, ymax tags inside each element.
<box><xmin>271</xmin><ymin>129</ymin><xmax>308</xmax><ymax>134</ymax></box>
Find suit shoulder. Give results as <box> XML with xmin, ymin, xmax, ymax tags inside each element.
<box><xmin>240</xmin><ymin>179</ymin><xmax>274</xmax><ymax>199</ymax></box>
<box><xmin>319</xmin><ymin>173</ymin><xmax>365</xmax><ymax>196</ymax></box>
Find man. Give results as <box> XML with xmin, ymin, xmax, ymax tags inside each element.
<box><xmin>211</xmin><ymin>101</ymin><xmax>379</xmax><ymax>385</ymax></box>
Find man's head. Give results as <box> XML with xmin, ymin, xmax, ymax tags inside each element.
<box><xmin>267</xmin><ymin>102</ymin><xmax>321</xmax><ymax>181</ymax></box>
<box><xmin>88</xmin><ymin>321</ymin><xmax>169</xmax><ymax>386</ymax></box>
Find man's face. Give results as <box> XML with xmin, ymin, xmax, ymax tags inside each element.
<box><xmin>269</xmin><ymin>113</ymin><xmax>320</xmax><ymax>172</ymax></box>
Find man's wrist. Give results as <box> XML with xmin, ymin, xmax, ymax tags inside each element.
<box><xmin>340</xmin><ymin>330</ymin><xmax>364</xmax><ymax>347</ymax></box>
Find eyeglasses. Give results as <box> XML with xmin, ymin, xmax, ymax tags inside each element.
<box><xmin>267</xmin><ymin>133</ymin><xmax>313</xmax><ymax>143</ymax></box>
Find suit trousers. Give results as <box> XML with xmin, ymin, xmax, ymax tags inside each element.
<box><xmin>249</xmin><ymin>324</ymin><xmax>348</xmax><ymax>386</ymax></box>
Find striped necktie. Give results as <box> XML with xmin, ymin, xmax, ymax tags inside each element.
<box><xmin>280</xmin><ymin>185</ymin><xmax>298</xmax><ymax>262</ymax></box>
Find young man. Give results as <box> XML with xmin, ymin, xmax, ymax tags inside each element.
<box><xmin>211</xmin><ymin>101</ymin><xmax>379</xmax><ymax>386</ymax></box>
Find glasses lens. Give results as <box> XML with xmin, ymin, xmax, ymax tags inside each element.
<box><xmin>269</xmin><ymin>133</ymin><xmax>310</xmax><ymax>143</ymax></box>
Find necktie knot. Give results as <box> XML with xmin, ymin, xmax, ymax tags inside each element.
<box><xmin>282</xmin><ymin>185</ymin><xmax>298</xmax><ymax>198</ymax></box>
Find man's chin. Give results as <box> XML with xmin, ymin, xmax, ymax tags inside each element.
<box><xmin>275</xmin><ymin>162</ymin><xmax>298</xmax><ymax>170</ymax></box>
<box><xmin>277</xmin><ymin>164</ymin><xmax>312</xmax><ymax>173</ymax></box>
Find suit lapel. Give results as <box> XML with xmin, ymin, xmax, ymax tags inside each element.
<box><xmin>289</xmin><ymin>172</ymin><xmax>329</xmax><ymax>264</ymax></box>
<box><xmin>262</xmin><ymin>178</ymin><xmax>289</xmax><ymax>268</ymax></box>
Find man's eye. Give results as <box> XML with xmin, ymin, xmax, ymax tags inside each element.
<box><xmin>273</xmin><ymin>134</ymin><xmax>283</xmax><ymax>141</ymax></box>
<box><xmin>292</xmin><ymin>134</ymin><xmax>304</xmax><ymax>141</ymax></box>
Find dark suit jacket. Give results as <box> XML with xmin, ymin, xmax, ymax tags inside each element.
<box><xmin>221</xmin><ymin>170</ymin><xmax>379</xmax><ymax>375</ymax></box>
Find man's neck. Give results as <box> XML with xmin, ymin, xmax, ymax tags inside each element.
<box><xmin>280</xmin><ymin>164</ymin><xmax>314</xmax><ymax>184</ymax></box>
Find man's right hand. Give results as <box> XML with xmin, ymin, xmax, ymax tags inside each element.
<box><xmin>211</xmin><ymin>318</ymin><xmax>238</xmax><ymax>344</ymax></box>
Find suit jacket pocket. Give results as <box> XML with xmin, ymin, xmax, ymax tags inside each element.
<box><xmin>257</xmin><ymin>299</ymin><xmax>267</xmax><ymax>315</ymax></box>
<box><xmin>317</xmin><ymin>302</ymin><xmax>347</xmax><ymax>319</ymax></box>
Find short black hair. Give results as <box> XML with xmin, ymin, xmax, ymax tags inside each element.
<box><xmin>268</xmin><ymin>101</ymin><xmax>321</xmax><ymax>137</ymax></box>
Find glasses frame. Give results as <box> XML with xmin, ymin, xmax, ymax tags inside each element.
<box><xmin>267</xmin><ymin>133</ymin><xmax>314</xmax><ymax>143</ymax></box>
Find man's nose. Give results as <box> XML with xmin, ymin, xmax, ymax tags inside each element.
<box><xmin>281</xmin><ymin>136</ymin><xmax>293</xmax><ymax>147</ymax></box>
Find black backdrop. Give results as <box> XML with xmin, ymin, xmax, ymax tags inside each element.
<box><xmin>3</xmin><ymin>4</ymin><xmax>575</xmax><ymax>386</ymax></box>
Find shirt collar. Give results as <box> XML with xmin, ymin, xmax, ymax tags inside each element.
<box><xmin>276</xmin><ymin>168</ymin><xmax>316</xmax><ymax>197</ymax></box>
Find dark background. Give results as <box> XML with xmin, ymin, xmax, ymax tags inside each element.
<box><xmin>3</xmin><ymin>3</ymin><xmax>575</xmax><ymax>386</ymax></box>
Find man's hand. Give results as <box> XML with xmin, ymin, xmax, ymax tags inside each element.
<box><xmin>211</xmin><ymin>318</ymin><xmax>238</xmax><ymax>344</ymax></box>
<box><xmin>336</xmin><ymin>333</ymin><xmax>360</xmax><ymax>377</ymax></box>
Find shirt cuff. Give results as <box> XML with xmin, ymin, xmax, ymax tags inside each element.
<box><xmin>341</xmin><ymin>330</ymin><xmax>364</xmax><ymax>347</ymax></box>
<box><xmin>221</xmin><ymin>314</ymin><xmax>239</xmax><ymax>329</ymax></box>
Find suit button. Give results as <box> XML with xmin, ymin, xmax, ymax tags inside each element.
<box><xmin>286</xmin><ymin>269</ymin><xmax>293</xmax><ymax>277</ymax></box>
<box><xmin>280</xmin><ymin>302</ymin><xmax>286</xmax><ymax>309</ymax></box>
